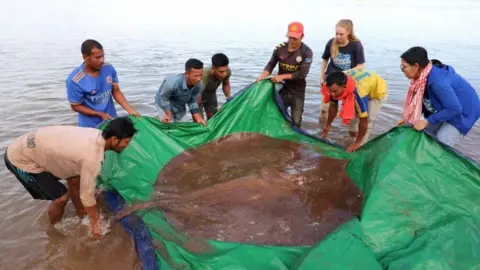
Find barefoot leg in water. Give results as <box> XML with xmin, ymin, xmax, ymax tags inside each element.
<box><xmin>48</xmin><ymin>192</ymin><xmax>70</xmax><ymax>224</ymax></box>
<box><xmin>67</xmin><ymin>176</ymin><xmax>87</xmax><ymax>217</ymax></box>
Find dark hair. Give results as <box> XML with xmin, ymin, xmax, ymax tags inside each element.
<box><xmin>185</xmin><ymin>58</ymin><xmax>203</xmax><ymax>71</ymax></box>
<box><xmin>325</xmin><ymin>71</ymin><xmax>347</xmax><ymax>86</ymax></box>
<box><xmin>102</xmin><ymin>116</ymin><xmax>137</xmax><ymax>140</ymax></box>
<box><xmin>81</xmin><ymin>39</ymin><xmax>103</xmax><ymax>55</ymax></box>
<box><xmin>401</xmin><ymin>46</ymin><xmax>445</xmax><ymax>68</ymax></box>
<box><xmin>211</xmin><ymin>53</ymin><xmax>229</xmax><ymax>67</ymax></box>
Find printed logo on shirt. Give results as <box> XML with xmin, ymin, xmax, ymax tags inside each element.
<box><xmin>332</xmin><ymin>52</ymin><xmax>352</xmax><ymax>71</ymax></box>
<box><xmin>279</xmin><ymin>63</ymin><xmax>299</xmax><ymax>72</ymax></box>
<box><xmin>106</xmin><ymin>76</ymin><xmax>113</xmax><ymax>84</ymax></box>
<box><xmin>423</xmin><ymin>98</ymin><xmax>438</xmax><ymax>113</ymax></box>
<box><xmin>89</xmin><ymin>91</ymin><xmax>112</xmax><ymax>106</ymax></box>
<box><xmin>296</xmin><ymin>56</ymin><xmax>302</xmax><ymax>63</ymax></box>
<box><xmin>305</xmin><ymin>57</ymin><xmax>313</xmax><ymax>63</ymax></box>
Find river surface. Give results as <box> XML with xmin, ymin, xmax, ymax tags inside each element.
<box><xmin>0</xmin><ymin>0</ymin><xmax>479</xmax><ymax>269</ymax></box>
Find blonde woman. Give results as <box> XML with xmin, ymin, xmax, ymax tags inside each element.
<box><xmin>320</xmin><ymin>19</ymin><xmax>365</xmax><ymax>116</ymax></box>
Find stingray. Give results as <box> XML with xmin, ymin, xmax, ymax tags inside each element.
<box><xmin>116</xmin><ymin>133</ymin><xmax>363</xmax><ymax>247</ymax></box>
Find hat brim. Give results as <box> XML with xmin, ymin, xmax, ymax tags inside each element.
<box><xmin>287</xmin><ymin>32</ymin><xmax>303</xmax><ymax>39</ymax></box>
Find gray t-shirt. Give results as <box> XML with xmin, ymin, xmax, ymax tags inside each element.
<box><xmin>321</xmin><ymin>38</ymin><xmax>365</xmax><ymax>75</ymax></box>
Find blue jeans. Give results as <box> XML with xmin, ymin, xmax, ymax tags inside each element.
<box><xmin>426</xmin><ymin>122</ymin><xmax>463</xmax><ymax>147</ymax></box>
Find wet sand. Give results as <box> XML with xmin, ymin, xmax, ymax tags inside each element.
<box><xmin>121</xmin><ymin>133</ymin><xmax>363</xmax><ymax>247</ymax></box>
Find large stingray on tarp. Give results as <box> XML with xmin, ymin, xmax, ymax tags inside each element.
<box><xmin>101</xmin><ymin>80</ymin><xmax>480</xmax><ymax>270</ymax></box>
<box><xmin>118</xmin><ymin>133</ymin><xmax>362</xmax><ymax>247</ymax></box>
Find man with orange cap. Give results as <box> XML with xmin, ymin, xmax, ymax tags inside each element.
<box><xmin>320</xmin><ymin>69</ymin><xmax>388</xmax><ymax>152</ymax></box>
<box><xmin>257</xmin><ymin>22</ymin><xmax>314</xmax><ymax>127</ymax></box>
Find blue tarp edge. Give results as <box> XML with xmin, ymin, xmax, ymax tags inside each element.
<box><xmin>99</xmin><ymin>80</ymin><xmax>479</xmax><ymax>270</ymax></box>
<box><xmin>103</xmin><ymin>190</ymin><xmax>159</xmax><ymax>270</ymax></box>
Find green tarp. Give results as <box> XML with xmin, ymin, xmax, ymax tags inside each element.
<box><xmin>98</xmin><ymin>80</ymin><xmax>480</xmax><ymax>269</ymax></box>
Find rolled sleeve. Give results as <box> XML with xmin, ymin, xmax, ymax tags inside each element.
<box><xmin>79</xmin><ymin>159</ymin><xmax>102</xmax><ymax>207</ymax></box>
<box><xmin>66</xmin><ymin>80</ymin><xmax>84</xmax><ymax>105</ymax></box>
<box><xmin>155</xmin><ymin>79</ymin><xmax>173</xmax><ymax>112</ymax></box>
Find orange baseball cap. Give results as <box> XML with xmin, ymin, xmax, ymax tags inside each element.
<box><xmin>287</xmin><ymin>22</ymin><xmax>304</xmax><ymax>39</ymax></box>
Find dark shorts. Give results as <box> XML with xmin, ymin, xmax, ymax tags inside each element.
<box><xmin>201</xmin><ymin>91</ymin><xmax>219</xmax><ymax>114</ymax></box>
<box><xmin>4</xmin><ymin>149</ymin><xmax>67</xmax><ymax>201</ymax></box>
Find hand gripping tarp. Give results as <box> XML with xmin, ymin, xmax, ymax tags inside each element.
<box><xmin>98</xmin><ymin>80</ymin><xmax>480</xmax><ymax>270</ymax></box>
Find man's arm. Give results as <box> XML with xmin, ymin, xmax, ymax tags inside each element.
<box><xmin>355</xmin><ymin>117</ymin><xmax>368</xmax><ymax>144</ymax></box>
<box><xmin>110</xmin><ymin>68</ymin><xmax>139</xmax><ymax>116</ymax></box>
<box><xmin>70</xmin><ymin>104</ymin><xmax>112</xmax><ymax>119</ymax></box>
<box><xmin>325</xmin><ymin>102</ymin><xmax>338</xmax><ymax>128</ymax></box>
<box><xmin>67</xmin><ymin>79</ymin><xmax>109</xmax><ymax>119</ymax></box>
<box><xmin>155</xmin><ymin>79</ymin><xmax>174</xmax><ymax>119</ymax></box>
<box><xmin>79</xmin><ymin>161</ymin><xmax>102</xmax><ymax>238</ymax></box>
<box><xmin>222</xmin><ymin>75</ymin><xmax>231</xmax><ymax>99</ymax></box>
<box><xmin>257</xmin><ymin>49</ymin><xmax>278</xmax><ymax>81</ymax></box>
<box><xmin>188</xmin><ymin>87</ymin><xmax>206</xmax><ymax>126</ymax></box>
<box><xmin>346</xmin><ymin>93</ymin><xmax>369</xmax><ymax>152</ymax></box>
<box><xmin>321</xmin><ymin>101</ymin><xmax>339</xmax><ymax>138</ymax></box>
<box><xmin>112</xmin><ymin>84</ymin><xmax>138</xmax><ymax>115</ymax></box>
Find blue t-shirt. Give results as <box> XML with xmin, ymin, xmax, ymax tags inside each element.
<box><xmin>66</xmin><ymin>63</ymin><xmax>118</xmax><ymax>128</ymax></box>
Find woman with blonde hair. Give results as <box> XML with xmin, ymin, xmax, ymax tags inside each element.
<box><xmin>319</xmin><ymin>19</ymin><xmax>366</xmax><ymax>117</ymax></box>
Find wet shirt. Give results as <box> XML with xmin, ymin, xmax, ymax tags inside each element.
<box><xmin>322</xmin><ymin>38</ymin><xmax>365</xmax><ymax>75</ymax></box>
<box><xmin>264</xmin><ymin>42</ymin><xmax>313</xmax><ymax>92</ymax></box>
<box><xmin>66</xmin><ymin>63</ymin><xmax>119</xmax><ymax>128</ymax></box>
<box><xmin>155</xmin><ymin>73</ymin><xmax>202</xmax><ymax>121</ymax></box>
<box><xmin>330</xmin><ymin>69</ymin><xmax>387</xmax><ymax>118</ymax></box>
<box><xmin>6</xmin><ymin>126</ymin><xmax>105</xmax><ymax>207</ymax></box>
<box><xmin>201</xmin><ymin>66</ymin><xmax>231</xmax><ymax>94</ymax></box>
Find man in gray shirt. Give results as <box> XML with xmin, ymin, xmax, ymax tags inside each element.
<box><xmin>155</xmin><ymin>58</ymin><xmax>206</xmax><ymax>126</ymax></box>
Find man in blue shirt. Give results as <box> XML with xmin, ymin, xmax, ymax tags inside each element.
<box><xmin>155</xmin><ymin>58</ymin><xmax>206</xmax><ymax>126</ymax></box>
<box><xmin>66</xmin><ymin>39</ymin><xmax>139</xmax><ymax>128</ymax></box>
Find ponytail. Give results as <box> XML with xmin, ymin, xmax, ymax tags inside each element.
<box><xmin>431</xmin><ymin>59</ymin><xmax>444</xmax><ymax>68</ymax></box>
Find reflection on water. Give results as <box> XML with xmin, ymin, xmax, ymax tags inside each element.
<box><xmin>0</xmin><ymin>200</ymin><xmax>141</xmax><ymax>270</ymax></box>
<box><xmin>119</xmin><ymin>133</ymin><xmax>362</xmax><ymax>249</ymax></box>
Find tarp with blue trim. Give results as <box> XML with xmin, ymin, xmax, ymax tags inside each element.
<box><xmin>99</xmin><ymin>80</ymin><xmax>480</xmax><ymax>270</ymax></box>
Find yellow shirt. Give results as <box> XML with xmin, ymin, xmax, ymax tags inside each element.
<box><xmin>346</xmin><ymin>69</ymin><xmax>388</xmax><ymax>101</ymax></box>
